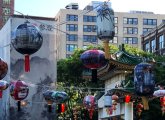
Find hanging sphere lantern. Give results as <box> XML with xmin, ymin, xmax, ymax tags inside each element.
<box><xmin>83</xmin><ymin>95</ymin><xmax>96</xmax><ymax>119</ymax></box>
<box><xmin>43</xmin><ymin>90</ymin><xmax>54</xmax><ymax>105</ymax></box>
<box><xmin>80</xmin><ymin>49</ymin><xmax>107</xmax><ymax>83</ymax></box>
<box><xmin>0</xmin><ymin>58</ymin><xmax>8</xmax><ymax>80</ymax></box>
<box><xmin>83</xmin><ymin>95</ymin><xmax>96</xmax><ymax>109</ymax></box>
<box><xmin>43</xmin><ymin>90</ymin><xmax>68</xmax><ymax>104</ymax></box>
<box><xmin>0</xmin><ymin>80</ymin><xmax>9</xmax><ymax>98</ymax></box>
<box><xmin>134</xmin><ymin>62</ymin><xmax>155</xmax><ymax>96</ymax></box>
<box><xmin>11</xmin><ymin>21</ymin><xmax>43</xmax><ymax>72</ymax></box>
<box><xmin>80</xmin><ymin>49</ymin><xmax>107</xmax><ymax>69</ymax></box>
<box><xmin>10</xmin><ymin>80</ymin><xmax>29</xmax><ymax>101</ymax></box>
<box><xmin>0</xmin><ymin>80</ymin><xmax>9</xmax><ymax>90</ymax></box>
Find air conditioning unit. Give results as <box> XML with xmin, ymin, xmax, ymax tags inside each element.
<box><xmin>65</xmin><ymin>3</ymin><xmax>79</xmax><ymax>10</ymax></box>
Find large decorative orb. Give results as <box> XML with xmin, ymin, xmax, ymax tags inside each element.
<box><xmin>0</xmin><ymin>80</ymin><xmax>9</xmax><ymax>90</ymax></box>
<box><xmin>134</xmin><ymin>62</ymin><xmax>155</xmax><ymax>96</ymax></box>
<box><xmin>96</xmin><ymin>3</ymin><xmax>115</xmax><ymax>40</ymax></box>
<box><xmin>0</xmin><ymin>58</ymin><xmax>8</xmax><ymax>80</ymax></box>
<box><xmin>10</xmin><ymin>80</ymin><xmax>29</xmax><ymax>101</ymax></box>
<box><xmin>83</xmin><ymin>95</ymin><xmax>96</xmax><ymax>109</ymax></box>
<box><xmin>43</xmin><ymin>90</ymin><xmax>68</xmax><ymax>104</ymax></box>
<box><xmin>80</xmin><ymin>49</ymin><xmax>107</xmax><ymax>69</ymax></box>
<box><xmin>11</xmin><ymin>21</ymin><xmax>43</xmax><ymax>55</ymax></box>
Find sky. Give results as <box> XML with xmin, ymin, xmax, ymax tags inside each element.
<box><xmin>15</xmin><ymin>0</ymin><xmax>165</xmax><ymax>17</ymax></box>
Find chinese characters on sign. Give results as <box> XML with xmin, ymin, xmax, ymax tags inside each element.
<box><xmin>39</xmin><ymin>24</ymin><xmax>54</xmax><ymax>31</ymax></box>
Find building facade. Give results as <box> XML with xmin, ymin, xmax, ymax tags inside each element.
<box><xmin>55</xmin><ymin>7</ymin><xmax>165</xmax><ymax>59</ymax></box>
<box><xmin>0</xmin><ymin>15</ymin><xmax>57</xmax><ymax>120</ymax></box>
<box><xmin>142</xmin><ymin>22</ymin><xmax>165</xmax><ymax>55</ymax></box>
<box><xmin>0</xmin><ymin>0</ymin><xmax>14</xmax><ymax>29</ymax></box>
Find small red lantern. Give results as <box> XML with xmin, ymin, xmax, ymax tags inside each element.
<box><xmin>160</xmin><ymin>96</ymin><xmax>165</xmax><ymax>106</ymax></box>
<box><xmin>61</xmin><ymin>103</ymin><xmax>65</xmax><ymax>113</ymax></box>
<box><xmin>112</xmin><ymin>95</ymin><xmax>119</xmax><ymax>101</ymax></box>
<box><xmin>10</xmin><ymin>80</ymin><xmax>29</xmax><ymax>111</ymax></box>
<box><xmin>125</xmin><ymin>95</ymin><xmax>131</xmax><ymax>103</ymax></box>
<box><xmin>80</xmin><ymin>49</ymin><xmax>107</xmax><ymax>83</ymax></box>
<box><xmin>0</xmin><ymin>58</ymin><xmax>8</xmax><ymax>80</ymax></box>
<box><xmin>0</xmin><ymin>80</ymin><xmax>9</xmax><ymax>98</ymax></box>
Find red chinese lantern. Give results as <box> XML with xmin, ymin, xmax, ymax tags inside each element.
<box><xmin>0</xmin><ymin>80</ymin><xmax>9</xmax><ymax>98</ymax></box>
<box><xmin>10</xmin><ymin>80</ymin><xmax>29</xmax><ymax>111</ymax></box>
<box><xmin>83</xmin><ymin>95</ymin><xmax>96</xmax><ymax>119</ymax></box>
<box><xmin>12</xmin><ymin>21</ymin><xmax>43</xmax><ymax>72</ymax></box>
<box><xmin>0</xmin><ymin>58</ymin><xmax>8</xmax><ymax>80</ymax></box>
<box><xmin>160</xmin><ymin>96</ymin><xmax>165</xmax><ymax>106</ymax></box>
<box><xmin>80</xmin><ymin>49</ymin><xmax>107</xmax><ymax>82</ymax></box>
<box><xmin>125</xmin><ymin>95</ymin><xmax>131</xmax><ymax>103</ymax></box>
<box><xmin>136</xmin><ymin>103</ymin><xmax>143</xmax><ymax>116</ymax></box>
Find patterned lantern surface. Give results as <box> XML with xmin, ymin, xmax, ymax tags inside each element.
<box><xmin>12</xmin><ymin>21</ymin><xmax>43</xmax><ymax>72</ymax></box>
<box><xmin>134</xmin><ymin>62</ymin><xmax>155</xmax><ymax>96</ymax></box>
<box><xmin>0</xmin><ymin>58</ymin><xmax>8</xmax><ymax>80</ymax></box>
<box><xmin>96</xmin><ymin>2</ymin><xmax>115</xmax><ymax>40</ymax></box>
<box><xmin>153</xmin><ymin>90</ymin><xmax>165</xmax><ymax>97</ymax></box>
<box><xmin>0</xmin><ymin>80</ymin><xmax>9</xmax><ymax>90</ymax></box>
<box><xmin>83</xmin><ymin>95</ymin><xmax>96</xmax><ymax>109</ymax></box>
<box><xmin>10</xmin><ymin>80</ymin><xmax>29</xmax><ymax>101</ymax></box>
<box><xmin>80</xmin><ymin>50</ymin><xmax>107</xmax><ymax>69</ymax></box>
<box><xmin>43</xmin><ymin>90</ymin><xmax>68</xmax><ymax>104</ymax></box>
<box><xmin>12</xmin><ymin>21</ymin><xmax>43</xmax><ymax>55</ymax></box>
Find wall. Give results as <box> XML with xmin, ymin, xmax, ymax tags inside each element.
<box><xmin>0</xmin><ymin>16</ymin><xmax>57</xmax><ymax>120</ymax></box>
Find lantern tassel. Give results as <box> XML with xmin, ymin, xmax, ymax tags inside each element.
<box><xmin>0</xmin><ymin>91</ymin><xmax>2</xmax><ymax>98</ymax></box>
<box><xmin>141</xmin><ymin>96</ymin><xmax>149</xmax><ymax>110</ymax></box>
<box><xmin>48</xmin><ymin>105</ymin><xmax>52</xmax><ymax>113</ymax></box>
<box><xmin>25</xmin><ymin>55</ymin><xmax>30</xmax><ymax>72</ymax></box>
<box><xmin>92</xmin><ymin>69</ymin><xmax>97</xmax><ymax>83</ymax></box>
<box><xmin>89</xmin><ymin>109</ymin><xmax>94</xmax><ymax>119</ymax></box>
<box><xmin>18</xmin><ymin>101</ymin><xmax>21</xmax><ymax>111</ymax></box>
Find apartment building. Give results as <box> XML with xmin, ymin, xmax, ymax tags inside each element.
<box><xmin>142</xmin><ymin>21</ymin><xmax>165</xmax><ymax>55</ymax></box>
<box><xmin>0</xmin><ymin>0</ymin><xmax>14</xmax><ymax>29</ymax></box>
<box><xmin>55</xmin><ymin>3</ymin><xmax>165</xmax><ymax>59</ymax></box>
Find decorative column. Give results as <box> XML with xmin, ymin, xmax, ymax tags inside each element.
<box><xmin>125</xmin><ymin>102</ymin><xmax>133</xmax><ymax>120</ymax></box>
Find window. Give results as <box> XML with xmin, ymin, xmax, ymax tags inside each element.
<box><xmin>123</xmin><ymin>37</ymin><xmax>138</xmax><ymax>44</ymax></box>
<box><xmin>143</xmin><ymin>19</ymin><xmax>157</xmax><ymax>25</ymax></box>
<box><xmin>159</xmin><ymin>35</ymin><xmax>164</xmax><ymax>49</ymax></box>
<box><xmin>143</xmin><ymin>28</ymin><xmax>152</xmax><ymax>34</ymax></box>
<box><xmin>110</xmin><ymin>36</ymin><xmax>118</xmax><ymax>43</ymax></box>
<box><xmin>66</xmin><ymin>34</ymin><xmax>78</xmax><ymax>41</ymax></box>
<box><xmin>83</xmin><ymin>35</ymin><xmax>97</xmax><ymax>42</ymax></box>
<box><xmin>151</xmin><ymin>39</ymin><xmax>156</xmax><ymax>52</ymax></box>
<box><xmin>66</xmin><ymin>14</ymin><xmax>78</xmax><ymax>21</ymax></box>
<box><xmin>123</xmin><ymin>18</ymin><xmax>138</xmax><ymax>25</ymax></box>
<box><xmin>114</xmin><ymin>17</ymin><xmax>118</xmax><ymax>24</ymax></box>
<box><xmin>66</xmin><ymin>44</ymin><xmax>77</xmax><ymax>52</ymax></box>
<box><xmin>124</xmin><ymin>27</ymin><xmax>138</xmax><ymax>34</ymax></box>
<box><xmin>145</xmin><ymin>42</ymin><xmax>150</xmax><ymax>52</ymax></box>
<box><xmin>115</xmin><ymin>26</ymin><xmax>118</xmax><ymax>34</ymax></box>
<box><xmin>2</xmin><ymin>16</ymin><xmax>9</xmax><ymax>23</ymax></box>
<box><xmin>83</xmin><ymin>15</ymin><xmax>96</xmax><ymax>22</ymax></box>
<box><xmin>66</xmin><ymin>54</ymin><xmax>72</xmax><ymax>58</ymax></box>
<box><xmin>2</xmin><ymin>7</ymin><xmax>10</xmax><ymax>15</ymax></box>
<box><xmin>3</xmin><ymin>0</ymin><xmax>10</xmax><ymax>4</ymax></box>
<box><xmin>66</xmin><ymin>24</ymin><xmax>78</xmax><ymax>31</ymax></box>
<box><xmin>83</xmin><ymin>25</ymin><xmax>96</xmax><ymax>32</ymax></box>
